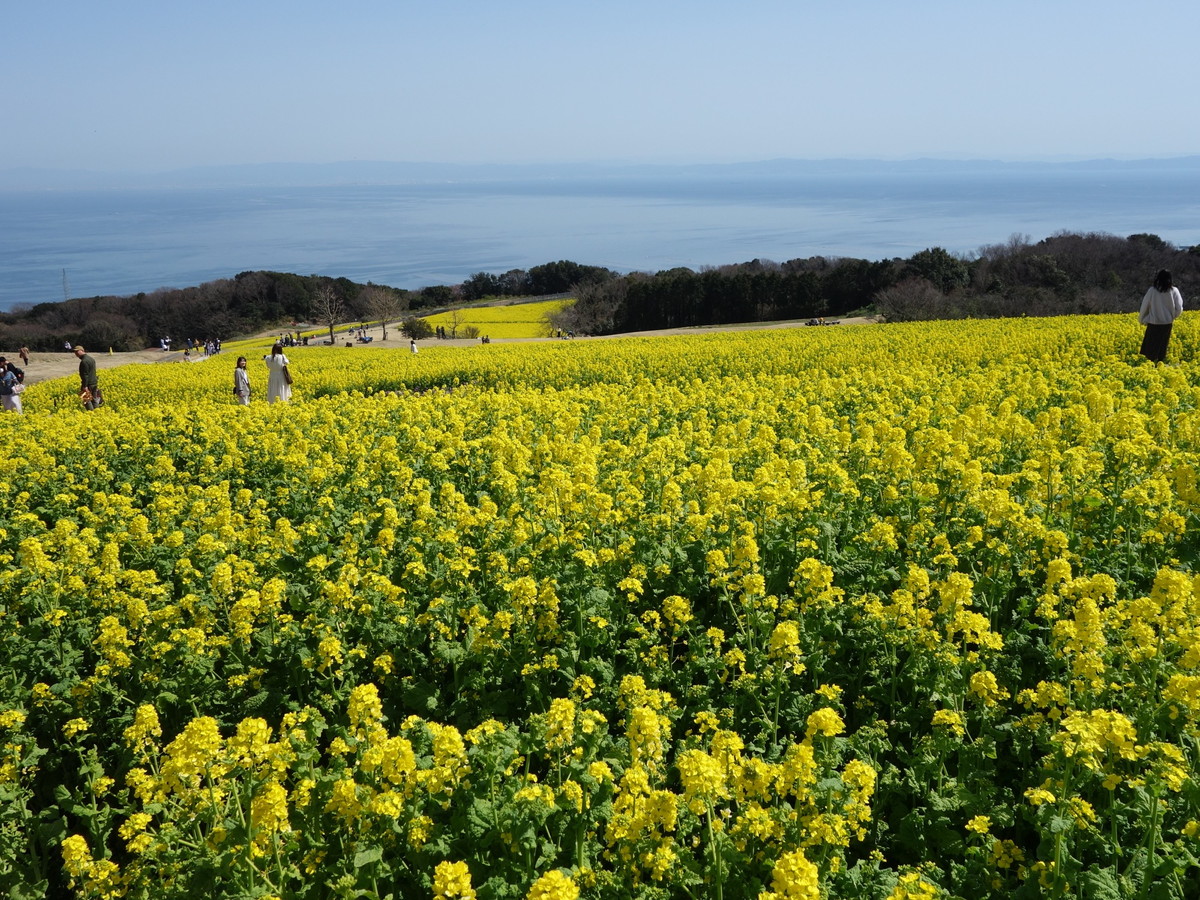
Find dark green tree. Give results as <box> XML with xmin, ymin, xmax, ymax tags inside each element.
<box><xmin>905</xmin><ymin>247</ymin><xmax>969</xmax><ymax>294</ymax></box>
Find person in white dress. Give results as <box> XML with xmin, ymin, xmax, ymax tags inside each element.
<box><xmin>264</xmin><ymin>343</ymin><xmax>292</xmax><ymax>403</ymax></box>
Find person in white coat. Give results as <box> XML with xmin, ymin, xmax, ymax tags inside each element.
<box><xmin>264</xmin><ymin>343</ymin><xmax>292</xmax><ymax>403</ymax></box>
<box><xmin>1139</xmin><ymin>269</ymin><xmax>1184</xmax><ymax>362</ymax></box>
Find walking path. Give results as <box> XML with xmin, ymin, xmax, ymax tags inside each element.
<box><xmin>13</xmin><ymin>317</ymin><xmax>876</xmax><ymax>387</ymax></box>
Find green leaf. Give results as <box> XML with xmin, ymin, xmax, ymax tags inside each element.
<box><xmin>353</xmin><ymin>845</ymin><xmax>383</xmax><ymax>868</ymax></box>
<box><xmin>1077</xmin><ymin>867</ymin><xmax>1122</xmax><ymax>900</ymax></box>
<box><xmin>1048</xmin><ymin>814</ymin><xmax>1073</xmax><ymax>834</ymax></box>
<box><xmin>467</xmin><ymin>797</ymin><xmax>495</xmax><ymax>836</ymax></box>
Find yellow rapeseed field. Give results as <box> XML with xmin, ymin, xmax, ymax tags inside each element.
<box><xmin>423</xmin><ymin>299</ymin><xmax>571</xmax><ymax>338</ymax></box>
<box><xmin>2</xmin><ymin>314</ymin><xmax>1198</xmax><ymax>900</ymax></box>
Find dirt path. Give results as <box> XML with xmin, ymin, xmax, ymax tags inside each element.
<box><xmin>13</xmin><ymin>348</ymin><xmax>187</xmax><ymax>388</ymax></box>
<box><xmin>12</xmin><ymin>317</ymin><xmax>877</xmax><ymax>387</ymax></box>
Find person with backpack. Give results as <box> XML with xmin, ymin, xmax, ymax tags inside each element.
<box><xmin>0</xmin><ymin>357</ymin><xmax>24</xmax><ymax>413</ymax></box>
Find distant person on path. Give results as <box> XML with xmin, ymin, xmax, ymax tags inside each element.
<box><xmin>264</xmin><ymin>342</ymin><xmax>292</xmax><ymax>403</ymax></box>
<box><xmin>1139</xmin><ymin>269</ymin><xmax>1184</xmax><ymax>362</ymax></box>
<box><xmin>74</xmin><ymin>345</ymin><xmax>102</xmax><ymax>409</ymax></box>
<box><xmin>233</xmin><ymin>356</ymin><xmax>251</xmax><ymax>405</ymax></box>
<box><xmin>18</xmin><ymin>345</ymin><xmax>29</xmax><ymax>366</ymax></box>
<box><xmin>0</xmin><ymin>358</ymin><xmax>23</xmax><ymax>414</ymax></box>
<box><xmin>410</xmin><ymin>338</ymin><xmax>418</xmax><ymax>354</ymax></box>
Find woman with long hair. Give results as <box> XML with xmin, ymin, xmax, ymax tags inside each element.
<box><xmin>263</xmin><ymin>342</ymin><xmax>292</xmax><ymax>403</ymax></box>
<box><xmin>1139</xmin><ymin>269</ymin><xmax>1184</xmax><ymax>362</ymax></box>
<box><xmin>233</xmin><ymin>356</ymin><xmax>251</xmax><ymax>405</ymax></box>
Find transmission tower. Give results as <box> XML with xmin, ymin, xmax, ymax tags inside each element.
<box><xmin>62</xmin><ymin>268</ymin><xmax>70</xmax><ymax>303</ymax></box>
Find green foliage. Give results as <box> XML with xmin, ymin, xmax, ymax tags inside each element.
<box><xmin>905</xmin><ymin>247</ymin><xmax>970</xmax><ymax>294</ymax></box>
<box><xmin>401</xmin><ymin>316</ymin><xmax>435</xmax><ymax>339</ymax></box>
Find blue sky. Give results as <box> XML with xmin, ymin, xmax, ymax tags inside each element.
<box><xmin>4</xmin><ymin>0</ymin><xmax>1199</xmax><ymax>172</ymax></box>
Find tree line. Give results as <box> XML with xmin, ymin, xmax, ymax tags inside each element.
<box><xmin>0</xmin><ymin>259</ymin><xmax>617</xmax><ymax>352</ymax></box>
<box><xmin>0</xmin><ymin>272</ymin><xmax>407</xmax><ymax>352</ymax></box>
<box><xmin>4</xmin><ymin>234</ymin><xmax>1197</xmax><ymax>351</ymax></box>
<box><xmin>550</xmin><ymin>232</ymin><xmax>1200</xmax><ymax>334</ymax></box>
<box><xmin>458</xmin><ymin>260</ymin><xmax>616</xmax><ymax>302</ymax></box>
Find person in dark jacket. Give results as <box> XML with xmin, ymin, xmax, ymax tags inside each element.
<box><xmin>74</xmin><ymin>345</ymin><xmax>103</xmax><ymax>409</ymax></box>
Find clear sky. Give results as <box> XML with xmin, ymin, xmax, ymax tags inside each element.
<box><xmin>4</xmin><ymin>0</ymin><xmax>1198</xmax><ymax>172</ymax></box>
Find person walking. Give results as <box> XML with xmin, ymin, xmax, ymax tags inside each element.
<box><xmin>1139</xmin><ymin>269</ymin><xmax>1184</xmax><ymax>362</ymax></box>
<box><xmin>74</xmin><ymin>345</ymin><xmax>102</xmax><ymax>409</ymax></box>
<box><xmin>233</xmin><ymin>356</ymin><xmax>252</xmax><ymax>405</ymax></box>
<box><xmin>263</xmin><ymin>342</ymin><xmax>292</xmax><ymax>404</ymax></box>
<box><xmin>18</xmin><ymin>345</ymin><xmax>29</xmax><ymax>366</ymax></box>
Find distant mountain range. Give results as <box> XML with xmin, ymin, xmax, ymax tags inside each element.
<box><xmin>4</xmin><ymin>156</ymin><xmax>1200</xmax><ymax>191</ymax></box>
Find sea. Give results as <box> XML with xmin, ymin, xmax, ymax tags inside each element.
<box><xmin>3</xmin><ymin>160</ymin><xmax>1199</xmax><ymax>311</ymax></box>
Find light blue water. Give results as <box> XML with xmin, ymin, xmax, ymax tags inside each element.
<box><xmin>2</xmin><ymin>168</ymin><xmax>1198</xmax><ymax>310</ymax></box>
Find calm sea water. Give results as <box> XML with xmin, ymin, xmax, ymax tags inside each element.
<box><xmin>3</xmin><ymin>169</ymin><xmax>1199</xmax><ymax>310</ymax></box>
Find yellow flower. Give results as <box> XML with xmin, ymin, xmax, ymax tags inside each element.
<box><xmin>525</xmin><ymin>869</ymin><xmax>579</xmax><ymax>900</ymax></box>
<box><xmin>759</xmin><ymin>848</ymin><xmax>819</xmax><ymax>900</ymax></box>
<box><xmin>768</xmin><ymin>621</ymin><xmax>802</xmax><ymax>664</ymax></box>
<box><xmin>348</xmin><ymin>682</ymin><xmax>385</xmax><ymax>738</ymax></box>
<box><xmin>123</xmin><ymin>704</ymin><xmax>162</xmax><ymax>757</ymax></box>
<box><xmin>118</xmin><ymin>812</ymin><xmax>154</xmax><ymax>855</ymax></box>
<box><xmin>815</xmin><ymin>684</ymin><xmax>843</xmax><ymax>701</ymax></box>
<box><xmin>542</xmin><ymin>697</ymin><xmax>577</xmax><ymax>752</ymax></box>
<box><xmin>931</xmin><ymin>709</ymin><xmax>966</xmax><ymax>737</ymax></box>
<box><xmin>161</xmin><ymin>716</ymin><xmax>224</xmax><ymax>793</ymax></box>
<box><xmin>990</xmin><ymin>838</ymin><xmax>1024</xmax><ymax>869</ymax></box>
<box><xmin>325</xmin><ymin>777</ymin><xmax>362</xmax><ymax>821</ymax></box>
<box><xmin>888</xmin><ymin>871</ymin><xmax>941</xmax><ymax>899</ymax></box>
<box><xmin>661</xmin><ymin>595</ymin><xmax>693</xmax><ymax>633</ymax></box>
<box><xmin>1024</xmin><ymin>786</ymin><xmax>1056</xmax><ymax>806</ymax></box>
<box><xmin>0</xmin><ymin>710</ymin><xmax>26</xmax><ymax>730</ymax></box>
<box><xmin>251</xmin><ymin>780</ymin><xmax>290</xmax><ymax>837</ymax></box>
<box><xmin>317</xmin><ymin>634</ymin><xmax>345</xmax><ymax>673</ymax></box>
<box><xmin>965</xmin><ymin>815</ymin><xmax>991</xmax><ymax>835</ymax></box>
<box><xmin>570</xmin><ymin>675</ymin><xmax>595</xmax><ymax>700</ymax></box>
<box><xmin>805</xmin><ymin>707</ymin><xmax>844</xmax><ymax>739</ymax></box>
<box><xmin>1052</xmin><ymin>709</ymin><xmax>1138</xmax><ymax>769</ymax></box>
<box><xmin>61</xmin><ymin>834</ymin><xmax>93</xmax><ymax>880</ymax></box>
<box><xmin>677</xmin><ymin>748</ymin><xmax>728</xmax><ymax>813</ymax></box>
<box><xmin>432</xmin><ymin>860</ymin><xmax>476</xmax><ymax>900</ymax></box>
<box><xmin>627</xmin><ymin>705</ymin><xmax>670</xmax><ymax>769</ymax></box>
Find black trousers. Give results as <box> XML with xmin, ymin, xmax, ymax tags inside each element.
<box><xmin>1140</xmin><ymin>323</ymin><xmax>1173</xmax><ymax>362</ymax></box>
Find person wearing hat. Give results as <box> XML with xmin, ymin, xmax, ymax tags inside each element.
<box><xmin>74</xmin><ymin>345</ymin><xmax>102</xmax><ymax>409</ymax></box>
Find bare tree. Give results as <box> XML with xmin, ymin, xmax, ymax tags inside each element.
<box><xmin>551</xmin><ymin>277</ymin><xmax>628</xmax><ymax>335</ymax></box>
<box><xmin>313</xmin><ymin>284</ymin><xmax>346</xmax><ymax>344</ymax></box>
<box><xmin>361</xmin><ymin>284</ymin><xmax>408</xmax><ymax>341</ymax></box>
<box><xmin>446</xmin><ymin>308</ymin><xmax>465</xmax><ymax>338</ymax></box>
